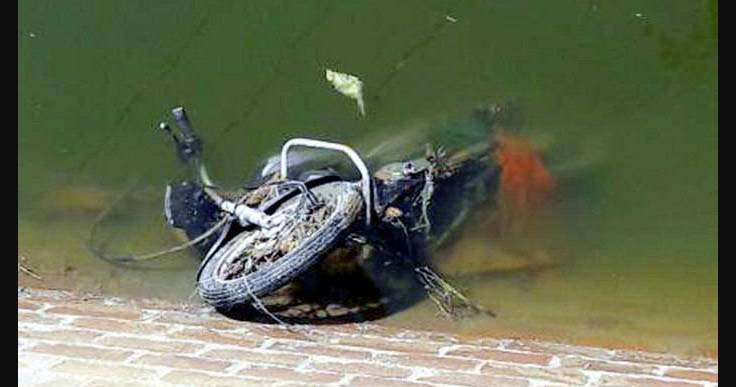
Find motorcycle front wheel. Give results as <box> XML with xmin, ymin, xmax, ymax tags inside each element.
<box><xmin>197</xmin><ymin>181</ymin><xmax>364</xmax><ymax>311</ymax></box>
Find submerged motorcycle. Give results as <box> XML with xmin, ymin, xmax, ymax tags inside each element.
<box><xmin>106</xmin><ymin>103</ymin><xmax>521</xmax><ymax>319</ymax></box>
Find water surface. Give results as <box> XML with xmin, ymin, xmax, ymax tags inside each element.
<box><xmin>19</xmin><ymin>0</ymin><xmax>717</xmax><ymax>356</ymax></box>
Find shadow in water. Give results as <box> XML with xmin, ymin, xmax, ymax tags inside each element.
<box><xmin>216</xmin><ymin>251</ymin><xmax>430</xmax><ymax>325</ymax></box>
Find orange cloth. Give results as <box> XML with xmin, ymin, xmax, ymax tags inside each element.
<box><xmin>494</xmin><ymin>132</ymin><xmax>556</xmax><ymax>229</ymax></box>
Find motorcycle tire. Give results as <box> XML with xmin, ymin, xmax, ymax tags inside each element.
<box><xmin>197</xmin><ymin>181</ymin><xmax>364</xmax><ymax>310</ymax></box>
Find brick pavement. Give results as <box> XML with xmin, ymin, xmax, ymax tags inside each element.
<box><xmin>17</xmin><ymin>288</ymin><xmax>718</xmax><ymax>386</ymax></box>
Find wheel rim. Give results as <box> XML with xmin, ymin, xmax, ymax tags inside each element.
<box><xmin>209</xmin><ymin>182</ymin><xmax>356</xmax><ymax>285</ymax></box>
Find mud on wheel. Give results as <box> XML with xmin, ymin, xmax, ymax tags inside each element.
<box><xmin>197</xmin><ymin>181</ymin><xmax>364</xmax><ymax>311</ymax></box>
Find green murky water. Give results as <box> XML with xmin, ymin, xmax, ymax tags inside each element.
<box><xmin>19</xmin><ymin>1</ymin><xmax>717</xmax><ymax>356</ymax></box>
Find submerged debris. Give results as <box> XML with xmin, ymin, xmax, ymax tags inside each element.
<box><xmin>18</xmin><ymin>255</ymin><xmax>41</xmax><ymax>280</ymax></box>
<box><xmin>414</xmin><ymin>266</ymin><xmax>495</xmax><ymax>319</ymax></box>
